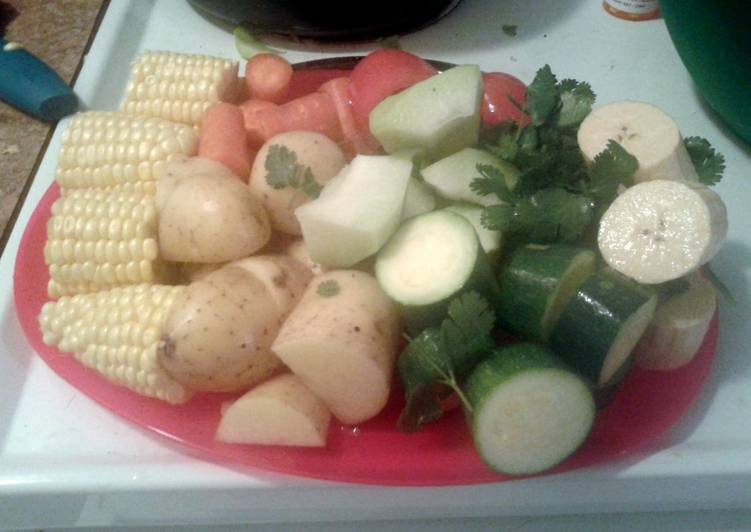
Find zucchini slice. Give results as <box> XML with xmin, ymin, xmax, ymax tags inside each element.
<box><xmin>497</xmin><ymin>244</ymin><xmax>596</xmax><ymax>342</ymax></box>
<box><xmin>550</xmin><ymin>269</ymin><xmax>657</xmax><ymax>386</ymax></box>
<box><xmin>376</xmin><ymin>210</ymin><xmax>500</xmax><ymax>334</ymax></box>
<box><xmin>465</xmin><ymin>343</ymin><xmax>595</xmax><ymax>476</ymax></box>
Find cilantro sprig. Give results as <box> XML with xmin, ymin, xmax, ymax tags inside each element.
<box><xmin>397</xmin><ymin>292</ymin><xmax>495</xmax><ymax>433</ymax></box>
<box><xmin>265</xmin><ymin>144</ymin><xmax>323</xmax><ymax>200</ymax></box>
<box><xmin>685</xmin><ymin>136</ymin><xmax>726</xmax><ymax>186</ymax></box>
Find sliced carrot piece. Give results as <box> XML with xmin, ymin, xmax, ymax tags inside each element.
<box><xmin>319</xmin><ymin>77</ymin><xmax>382</xmax><ymax>158</ymax></box>
<box><xmin>199</xmin><ymin>102</ymin><xmax>251</xmax><ymax>181</ymax></box>
<box><xmin>241</xmin><ymin>99</ymin><xmax>278</xmax><ymax>149</ymax></box>
<box><xmin>255</xmin><ymin>92</ymin><xmax>342</xmax><ymax>142</ymax></box>
<box><xmin>245</xmin><ymin>53</ymin><xmax>294</xmax><ymax>104</ymax></box>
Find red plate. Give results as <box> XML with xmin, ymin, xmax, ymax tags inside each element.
<box><xmin>13</xmin><ymin>68</ymin><xmax>718</xmax><ymax>486</ymax></box>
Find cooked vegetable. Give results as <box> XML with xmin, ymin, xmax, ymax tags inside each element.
<box><xmin>38</xmin><ymin>284</ymin><xmax>192</xmax><ymax>404</ymax></box>
<box><xmin>244</xmin><ymin>53</ymin><xmax>293</xmax><ymax>104</ymax></box>
<box><xmin>252</xmin><ymin>92</ymin><xmax>342</xmax><ymax>144</ymax></box>
<box><xmin>369</xmin><ymin>64</ymin><xmax>483</xmax><ymax>158</ymax></box>
<box><xmin>635</xmin><ymin>272</ymin><xmax>716</xmax><ymax>370</ymax></box>
<box><xmin>157</xmin><ymin>162</ymin><xmax>271</xmax><ymax>263</ymax></box>
<box><xmin>402</xmin><ymin>177</ymin><xmax>437</xmax><ymax>220</ymax></box>
<box><xmin>158</xmin><ymin>266</ymin><xmax>284</xmax><ymax>392</ymax></box>
<box><xmin>481</xmin><ymin>72</ymin><xmax>529</xmax><ymax>127</ymax></box>
<box><xmin>296</xmin><ymin>154</ymin><xmax>412</xmax><ymax>268</ymax></box>
<box><xmin>444</xmin><ymin>203</ymin><xmax>503</xmax><ymax>260</ymax></box>
<box><xmin>271</xmin><ymin>270</ymin><xmax>401</xmax><ymax>425</ymax></box>
<box><xmin>216</xmin><ymin>372</ymin><xmax>331</xmax><ymax>446</ymax></box>
<box><xmin>577</xmin><ymin>101</ymin><xmax>700</xmax><ymax>182</ymax></box>
<box><xmin>550</xmin><ymin>269</ymin><xmax>657</xmax><ymax>386</ymax></box>
<box><xmin>284</xmin><ymin>239</ymin><xmax>328</xmax><ymax>276</ymax></box>
<box><xmin>465</xmin><ymin>343</ymin><xmax>595</xmax><ymax>476</ymax></box>
<box><xmin>249</xmin><ymin>132</ymin><xmax>346</xmax><ymax>235</ymax></box>
<box><xmin>318</xmin><ymin>77</ymin><xmax>382</xmax><ymax>157</ymax></box>
<box><xmin>44</xmin><ymin>188</ymin><xmax>166</xmax><ymax>298</ymax></box>
<box><xmin>240</xmin><ymin>99</ymin><xmax>277</xmax><ymax>148</ymax></box>
<box><xmin>154</xmin><ymin>156</ymin><xmax>229</xmax><ymax>211</ymax></box>
<box><xmin>56</xmin><ymin>111</ymin><xmax>199</xmax><ymax>194</ymax></box>
<box><xmin>375</xmin><ymin>209</ymin><xmax>500</xmax><ymax>334</ymax></box>
<box><xmin>120</xmin><ymin>51</ymin><xmax>239</xmax><ymax>126</ymax></box>
<box><xmin>598</xmin><ymin>180</ymin><xmax>728</xmax><ymax>284</ymax></box>
<box><xmin>198</xmin><ymin>102</ymin><xmax>252</xmax><ymax>180</ymax></box>
<box><xmin>496</xmin><ymin>244</ymin><xmax>596</xmax><ymax>342</ymax></box>
<box><xmin>230</xmin><ymin>254</ymin><xmax>312</xmax><ymax>315</ymax></box>
<box><xmin>422</xmin><ymin>147</ymin><xmax>520</xmax><ymax>207</ymax></box>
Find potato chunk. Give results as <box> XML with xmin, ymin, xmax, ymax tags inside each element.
<box><xmin>271</xmin><ymin>270</ymin><xmax>401</xmax><ymax>425</ymax></box>
<box><xmin>216</xmin><ymin>373</ymin><xmax>331</xmax><ymax>447</ymax></box>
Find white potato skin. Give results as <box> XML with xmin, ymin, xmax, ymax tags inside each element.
<box><xmin>156</xmin><ymin>156</ymin><xmax>231</xmax><ymax>212</ymax></box>
<box><xmin>158</xmin><ymin>168</ymin><xmax>271</xmax><ymax>263</ymax></box>
<box><xmin>271</xmin><ymin>270</ymin><xmax>402</xmax><ymax>425</ymax></box>
<box><xmin>285</xmin><ymin>239</ymin><xmax>328</xmax><ymax>276</ymax></box>
<box><xmin>158</xmin><ymin>266</ymin><xmax>284</xmax><ymax>392</ymax></box>
<box><xmin>249</xmin><ymin>131</ymin><xmax>346</xmax><ymax>235</ymax></box>
<box><xmin>216</xmin><ymin>373</ymin><xmax>331</xmax><ymax>447</ymax></box>
<box><xmin>230</xmin><ymin>254</ymin><xmax>312</xmax><ymax>315</ymax></box>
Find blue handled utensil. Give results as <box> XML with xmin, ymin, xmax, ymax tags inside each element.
<box><xmin>0</xmin><ymin>37</ymin><xmax>78</xmax><ymax>122</ymax></box>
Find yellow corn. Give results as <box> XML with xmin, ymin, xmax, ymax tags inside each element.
<box><xmin>120</xmin><ymin>51</ymin><xmax>239</xmax><ymax>126</ymax></box>
<box><xmin>38</xmin><ymin>284</ymin><xmax>192</xmax><ymax>404</ymax></box>
<box><xmin>56</xmin><ymin>111</ymin><xmax>198</xmax><ymax>192</ymax></box>
<box><xmin>44</xmin><ymin>189</ymin><xmax>167</xmax><ymax>298</ymax></box>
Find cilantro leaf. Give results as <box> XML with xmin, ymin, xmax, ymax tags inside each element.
<box><xmin>525</xmin><ymin>65</ymin><xmax>559</xmax><ymax>126</ymax></box>
<box><xmin>685</xmin><ymin>136</ymin><xmax>725</xmax><ymax>186</ymax></box>
<box><xmin>556</xmin><ymin>79</ymin><xmax>595</xmax><ymax>128</ymax></box>
<box><xmin>470</xmin><ymin>163</ymin><xmax>516</xmax><ymax>202</ymax></box>
<box><xmin>316</xmin><ymin>280</ymin><xmax>340</xmax><ymax>297</ymax></box>
<box><xmin>487</xmin><ymin>131</ymin><xmax>519</xmax><ymax>161</ymax></box>
<box><xmin>442</xmin><ymin>291</ymin><xmax>496</xmax><ymax>365</ymax></box>
<box><xmin>265</xmin><ymin>144</ymin><xmax>323</xmax><ymax>199</ymax></box>
<box><xmin>587</xmin><ymin>140</ymin><xmax>639</xmax><ymax>203</ymax></box>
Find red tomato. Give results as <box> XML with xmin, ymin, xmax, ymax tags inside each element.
<box><xmin>349</xmin><ymin>49</ymin><xmax>437</xmax><ymax>131</ymax></box>
<box><xmin>482</xmin><ymin>72</ymin><xmax>530</xmax><ymax>127</ymax></box>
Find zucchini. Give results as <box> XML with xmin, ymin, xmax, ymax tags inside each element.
<box><xmin>550</xmin><ymin>269</ymin><xmax>657</xmax><ymax>386</ymax></box>
<box><xmin>497</xmin><ymin>244</ymin><xmax>596</xmax><ymax>342</ymax></box>
<box><xmin>465</xmin><ymin>343</ymin><xmax>595</xmax><ymax>476</ymax></box>
<box><xmin>444</xmin><ymin>203</ymin><xmax>504</xmax><ymax>262</ymax></box>
<box><xmin>376</xmin><ymin>210</ymin><xmax>500</xmax><ymax>334</ymax></box>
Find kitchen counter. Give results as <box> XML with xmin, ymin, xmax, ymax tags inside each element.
<box><xmin>0</xmin><ymin>0</ymin><xmax>105</xmax><ymax>253</ymax></box>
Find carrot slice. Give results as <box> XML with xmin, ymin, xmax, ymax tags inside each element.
<box><xmin>255</xmin><ymin>92</ymin><xmax>342</xmax><ymax>142</ymax></box>
<box><xmin>241</xmin><ymin>99</ymin><xmax>278</xmax><ymax>149</ymax></box>
<box><xmin>245</xmin><ymin>53</ymin><xmax>294</xmax><ymax>104</ymax></box>
<box><xmin>319</xmin><ymin>77</ymin><xmax>382</xmax><ymax>158</ymax></box>
<box><xmin>199</xmin><ymin>102</ymin><xmax>251</xmax><ymax>181</ymax></box>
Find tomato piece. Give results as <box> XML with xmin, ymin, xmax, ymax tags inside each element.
<box><xmin>349</xmin><ymin>49</ymin><xmax>437</xmax><ymax>131</ymax></box>
<box><xmin>481</xmin><ymin>72</ymin><xmax>530</xmax><ymax>127</ymax></box>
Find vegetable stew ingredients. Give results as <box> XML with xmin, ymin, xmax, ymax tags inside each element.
<box><xmin>44</xmin><ymin>188</ymin><xmax>165</xmax><ymax>297</ymax></box>
<box><xmin>577</xmin><ymin>101</ymin><xmax>700</xmax><ymax>183</ymax></box>
<box><xmin>120</xmin><ymin>51</ymin><xmax>239</xmax><ymax>126</ymax></box>
<box><xmin>318</xmin><ymin>76</ymin><xmax>382</xmax><ymax>157</ymax></box>
<box><xmin>240</xmin><ymin>99</ymin><xmax>277</xmax><ymax>148</ymax></box>
<box><xmin>444</xmin><ymin>203</ymin><xmax>503</xmax><ymax>261</ymax></box>
<box><xmin>271</xmin><ymin>270</ymin><xmax>401</xmax><ymax>425</ymax></box>
<box><xmin>56</xmin><ymin>111</ymin><xmax>199</xmax><ymax>194</ymax></box>
<box><xmin>230</xmin><ymin>254</ymin><xmax>312</xmax><ymax>316</ymax></box>
<box><xmin>496</xmin><ymin>244</ymin><xmax>596</xmax><ymax>342</ymax></box>
<box><xmin>249</xmin><ymin>132</ymin><xmax>346</xmax><ymax>235</ymax></box>
<box><xmin>598</xmin><ymin>179</ymin><xmax>727</xmax><ymax>284</ymax></box>
<box><xmin>635</xmin><ymin>272</ymin><xmax>717</xmax><ymax>370</ymax></box>
<box><xmin>198</xmin><ymin>102</ymin><xmax>252</xmax><ymax>180</ymax></box>
<box><xmin>158</xmin><ymin>266</ymin><xmax>284</xmax><ymax>393</ymax></box>
<box><xmin>550</xmin><ymin>269</ymin><xmax>657</xmax><ymax>386</ymax></box>
<box><xmin>244</xmin><ymin>53</ymin><xmax>293</xmax><ymax>104</ymax></box>
<box><xmin>253</xmin><ymin>92</ymin><xmax>342</xmax><ymax>144</ymax></box>
<box><xmin>38</xmin><ymin>284</ymin><xmax>192</xmax><ymax>404</ymax></box>
<box><xmin>376</xmin><ymin>209</ymin><xmax>500</xmax><ymax>335</ymax></box>
<box><xmin>369</xmin><ymin>64</ymin><xmax>483</xmax><ymax>158</ymax></box>
<box><xmin>481</xmin><ymin>72</ymin><xmax>529</xmax><ymax>127</ymax></box>
<box><xmin>216</xmin><ymin>373</ymin><xmax>331</xmax><ymax>446</ymax></box>
<box><xmin>157</xmin><ymin>161</ymin><xmax>271</xmax><ymax>263</ymax></box>
<box><xmin>296</xmin><ymin>154</ymin><xmax>412</xmax><ymax>268</ymax></box>
<box><xmin>284</xmin><ymin>239</ymin><xmax>328</xmax><ymax>276</ymax></box>
<box><xmin>465</xmin><ymin>343</ymin><xmax>595</xmax><ymax>476</ymax></box>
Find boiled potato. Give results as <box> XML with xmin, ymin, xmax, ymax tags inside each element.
<box><xmin>158</xmin><ymin>161</ymin><xmax>271</xmax><ymax>263</ymax></box>
<box><xmin>285</xmin><ymin>239</ymin><xmax>328</xmax><ymax>276</ymax></box>
<box><xmin>158</xmin><ymin>266</ymin><xmax>284</xmax><ymax>392</ymax></box>
<box><xmin>271</xmin><ymin>270</ymin><xmax>401</xmax><ymax>425</ymax></box>
<box><xmin>249</xmin><ymin>131</ymin><xmax>346</xmax><ymax>235</ymax></box>
<box><xmin>216</xmin><ymin>373</ymin><xmax>331</xmax><ymax>447</ymax></box>
<box><xmin>155</xmin><ymin>156</ymin><xmax>230</xmax><ymax>211</ymax></box>
<box><xmin>231</xmin><ymin>255</ymin><xmax>312</xmax><ymax>315</ymax></box>
<box><xmin>178</xmin><ymin>261</ymin><xmax>227</xmax><ymax>283</ymax></box>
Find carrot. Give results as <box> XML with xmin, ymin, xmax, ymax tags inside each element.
<box><xmin>245</xmin><ymin>53</ymin><xmax>294</xmax><ymax>104</ymax></box>
<box><xmin>199</xmin><ymin>102</ymin><xmax>251</xmax><ymax>181</ymax></box>
<box><xmin>241</xmin><ymin>99</ymin><xmax>278</xmax><ymax>149</ymax></box>
<box><xmin>319</xmin><ymin>77</ymin><xmax>382</xmax><ymax>158</ymax></box>
<box><xmin>254</xmin><ymin>92</ymin><xmax>342</xmax><ymax>143</ymax></box>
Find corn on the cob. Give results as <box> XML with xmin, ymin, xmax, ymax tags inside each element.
<box><xmin>56</xmin><ymin>111</ymin><xmax>198</xmax><ymax>192</ymax></box>
<box><xmin>120</xmin><ymin>51</ymin><xmax>239</xmax><ymax>126</ymax></box>
<box><xmin>44</xmin><ymin>188</ymin><xmax>169</xmax><ymax>298</ymax></box>
<box><xmin>38</xmin><ymin>284</ymin><xmax>192</xmax><ymax>404</ymax></box>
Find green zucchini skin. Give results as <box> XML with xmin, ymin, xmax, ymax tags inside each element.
<box><xmin>550</xmin><ymin>269</ymin><xmax>657</xmax><ymax>386</ymax></box>
<box><xmin>497</xmin><ymin>244</ymin><xmax>596</xmax><ymax>342</ymax></box>
<box><xmin>465</xmin><ymin>343</ymin><xmax>595</xmax><ymax>476</ymax></box>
